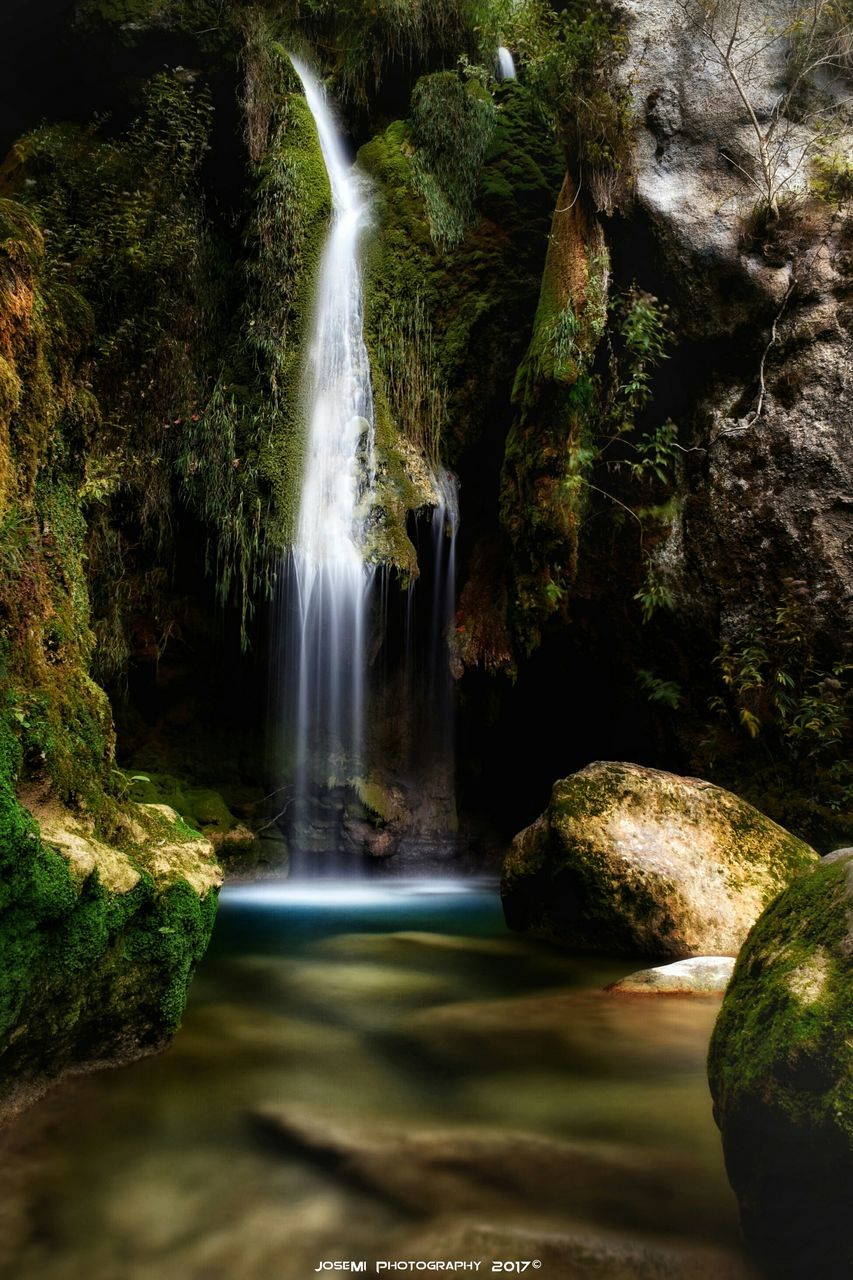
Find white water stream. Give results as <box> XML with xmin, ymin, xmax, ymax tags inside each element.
<box><xmin>284</xmin><ymin>57</ymin><xmax>376</xmax><ymax>828</ymax></box>
<box><xmin>496</xmin><ymin>46</ymin><xmax>517</xmax><ymax>81</ymax></box>
<box><xmin>279</xmin><ymin>58</ymin><xmax>460</xmax><ymax>864</ymax></box>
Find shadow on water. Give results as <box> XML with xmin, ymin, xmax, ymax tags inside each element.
<box><xmin>0</xmin><ymin>879</ymin><xmax>756</xmax><ymax>1280</ymax></box>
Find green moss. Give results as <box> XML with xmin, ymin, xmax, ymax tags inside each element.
<box><xmin>0</xmin><ymin>83</ymin><xmax>222</xmax><ymax>1108</ymax></box>
<box><xmin>0</xmin><ymin>713</ymin><xmax>217</xmax><ymax>1084</ymax></box>
<box><xmin>708</xmin><ymin>858</ymin><xmax>853</xmax><ymax>1274</ymax></box>
<box><xmin>175</xmin><ymin>35</ymin><xmax>333</xmax><ymax>631</ymax></box>
<box><xmin>409</xmin><ymin>72</ymin><xmax>496</xmax><ymax>249</ymax></box>
<box><xmin>710</xmin><ymin>858</ymin><xmax>853</xmax><ymax>1131</ymax></box>
<box><xmin>497</xmin><ymin>167</ymin><xmax>610</xmax><ymax>653</ymax></box>
<box><xmin>353</xmin><ymin>775</ymin><xmax>404</xmax><ymax>825</ymax></box>
<box><xmin>127</xmin><ymin>770</ymin><xmax>240</xmax><ymax>836</ymax></box>
<box><xmin>358</xmin><ymin>80</ymin><xmax>562</xmax><ymax>573</ymax></box>
<box><xmin>502</xmin><ymin>762</ymin><xmax>818</xmax><ymax>955</ymax></box>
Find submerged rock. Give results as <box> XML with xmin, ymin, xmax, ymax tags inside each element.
<box><xmin>401</xmin><ymin>987</ymin><xmax>720</xmax><ymax>1074</ymax></box>
<box><xmin>607</xmin><ymin>957</ymin><xmax>735</xmax><ymax>996</ymax></box>
<box><xmin>502</xmin><ymin>762</ymin><xmax>817</xmax><ymax>957</ymax></box>
<box><xmin>398</xmin><ymin>1221</ymin><xmax>758</xmax><ymax>1280</ymax></box>
<box><xmin>708</xmin><ymin>856</ymin><xmax>853</xmax><ymax>1277</ymax></box>
<box><xmin>253</xmin><ymin>1104</ymin><xmax>726</xmax><ymax>1237</ymax></box>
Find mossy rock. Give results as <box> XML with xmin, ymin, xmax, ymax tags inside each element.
<box><xmin>0</xmin><ymin>729</ymin><xmax>221</xmax><ymax>1119</ymax></box>
<box><xmin>708</xmin><ymin>852</ymin><xmax>853</xmax><ymax>1277</ymax></box>
<box><xmin>502</xmin><ymin>761</ymin><xmax>819</xmax><ymax>958</ymax></box>
<box><xmin>128</xmin><ymin>771</ymin><xmax>237</xmax><ymax>833</ymax></box>
<box><xmin>500</xmin><ymin>171</ymin><xmax>609</xmax><ymax>652</ymax></box>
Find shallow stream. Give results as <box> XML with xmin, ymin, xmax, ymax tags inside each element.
<box><xmin>0</xmin><ymin>881</ymin><xmax>754</xmax><ymax>1279</ymax></box>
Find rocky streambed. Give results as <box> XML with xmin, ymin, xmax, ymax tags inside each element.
<box><xmin>0</xmin><ymin>880</ymin><xmax>756</xmax><ymax>1280</ymax></box>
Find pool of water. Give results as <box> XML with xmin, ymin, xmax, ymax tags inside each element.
<box><xmin>0</xmin><ymin>880</ymin><xmax>753</xmax><ymax>1279</ymax></box>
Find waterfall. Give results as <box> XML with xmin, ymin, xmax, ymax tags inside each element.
<box><xmin>276</xmin><ymin>57</ymin><xmax>461</xmax><ymax>871</ymax></box>
<box><xmin>282</xmin><ymin>56</ymin><xmax>376</xmax><ymax>856</ymax></box>
<box><xmin>496</xmin><ymin>47</ymin><xmax>517</xmax><ymax>81</ymax></box>
<box><xmin>428</xmin><ymin>470</ymin><xmax>460</xmax><ymax>795</ymax></box>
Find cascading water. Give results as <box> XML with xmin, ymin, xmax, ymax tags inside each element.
<box><xmin>426</xmin><ymin>470</ymin><xmax>460</xmax><ymax>812</ymax></box>
<box><xmin>496</xmin><ymin>46</ymin><xmax>517</xmax><ymax>81</ymax></box>
<box><xmin>276</xmin><ymin>58</ymin><xmax>461</xmax><ymax>871</ymax></box>
<box><xmin>280</xmin><ymin>56</ymin><xmax>376</xmax><ymax>860</ymax></box>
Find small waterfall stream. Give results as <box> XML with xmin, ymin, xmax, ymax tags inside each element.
<box><xmin>278</xmin><ymin>59</ymin><xmax>460</xmax><ymax>869</ymax></box>
<box><xmin>282</xmin><ymin>56</ymin><xmax>376</xmax><ymax>851</ymax></box>
<box><xmin>496</xmin><ymin>46</ymin><xmax>517</xmax><ymax>81</ymax></box>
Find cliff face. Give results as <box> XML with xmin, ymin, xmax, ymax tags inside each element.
<box><xmin>624</xmin><ymin>0</ymin><xmax>853</xmax><ymax>650</ymax></box>
<box><xmin>610</xmin><ymin>0</ymin><xmax>853</xmax><ymax>838</ymax></box>
<box><xmin>458</xmin><ymin>0</ymin><xmax>852</xmax><ymax>845</ymax></box>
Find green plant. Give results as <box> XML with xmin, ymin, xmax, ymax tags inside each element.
<box><xmin>409</xmin><ymin>71</ymin><xmax>497</xmax><ymax>248</ymax></box>
<box><xmin>638</xmin><ymin>668</ymin><xmax>682</xmax><ymax>709</ymax></box>
<box><xmin>634</xmin><ymin>560</ymin><xmax>675</xmax><ymax>623</ymax></box>
<box><xmin>522</xmin><ymin>0</ymin><xmax>634</xmax><ymax>212</ymax></box>
<box><xmin>708</xmin><ymin>583</ymin><xmax>852</xmax><ymax>803</ymax></box>
<box><xmin>374</xmin><ymin>293</ymin><xmax>447</xmax><ymax>463</ymax></box>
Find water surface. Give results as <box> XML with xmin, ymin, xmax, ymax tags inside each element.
<box><xmin>0</xmin><ymin>881</ymin><xmax>750</xmax><ymax>1279</ymax></box>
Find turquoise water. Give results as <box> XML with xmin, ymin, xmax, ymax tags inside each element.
<box><xmin>0</xmin><ymin>881</ymin><xmax>751</xmax><ymax>1279</ymax></box>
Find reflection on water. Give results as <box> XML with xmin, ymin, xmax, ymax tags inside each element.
<box><xmin>0</xmin><ymin>880</ymin><xmax>755</xmax><ymax>1280</ymax></box>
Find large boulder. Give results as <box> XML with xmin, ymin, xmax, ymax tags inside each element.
<box><xmin>0</xmin><ymin>783</ymin><xmax>221</xmax><ymax>1120</ymax></box>
<box><xmin>502</xmin><ymin>762</ymin><xmax>817</xmax><ymax>957</ymax></box>
<box><xmin>708</xmin><ymin>852</ymin><xmax>853</xmax><ymax>1277</ymax></box>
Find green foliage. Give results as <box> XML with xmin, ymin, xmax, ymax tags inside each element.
<box><xmin>288</xmin><ymin>0</ymin><xmax>481</xmax><ymax>106</ymax></box>
<box><xmin>638</xmin><ymin>669</ymin><xmax>682</xmax><ymax>709</ymax></box>
<box><xmin>409</xmin><ymin>71</ymin><xmax>497</xmax><ymax>248</ymax></box>
<box><xmin>360</xmin><ymin>75</ymin><xmax>563</xmax><ymax>582</ymax></box>
<box><xmin>702</xmin><ymin>581</ymin><xmax>853</xmax><ymax>837</ymax></box>
<box><xmin>75</xmin><ymin>0</ymin><xmax>234</xmax><ymax>48</ymax></box>
<box><xmin>710</xmin><ymin>591</ymin><xmax>851</xmax><ymax>766</ymax></box>
<box><xmin>633</xmin><ymin>561</ymin><xmax>675</xmax><ymax>624</ymax></box>
<box><xmin>613</xmin><ymin>288</ymin><xmax>671</xmax><ymax>416</ymax></box>
<box><xmin>521</xmin><ymin>0</ymin><xmax>634</xmax><ymax>212</ymax></box>
<box><xmin>15</xmin><ymin>71</ymin><xmax>222</xmax><ymax>682</ymax></box>
<box><xmin>374</xmin><ymin>293</ymin><xmax>447</xmax><ymax>463</ymax></box>
<box><xmin>810</xmin><ymin>150</ymin><xmax>853</xmax><ymax>203</ymax></box>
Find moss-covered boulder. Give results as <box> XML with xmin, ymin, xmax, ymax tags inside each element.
<box><xmin>502</xmin><ymin>761</ymin><xmax>818</xmax><ymax>957</ymax></box>
<box><xmin>0</xmin><ymin>763</ymin><xmax>220</xmax><ymax>1120</ymax></box>
<box><xmin>708</xmin><ymin>852</ymin><xmax>853</xmax><ymax>1277</ymax></box>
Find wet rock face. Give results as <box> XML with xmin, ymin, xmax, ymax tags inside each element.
<box><xmin>708</xmin><ymin>852</ymin><xmax>853</xmax><ymax>1277</ymax></box>
<box><xmin>621</xmin><ymin>0</ymin><xmax>853</xmax><ymax>651</ymax></box>
<box><xmin>502</xmin><ymin>762</ymin><xmax>818</xmax><ymax>957</ymax></box>
<box><xmin>622</xmin><ymin>0</ymin><xmax>797</xmax><ymax>334</ymax></box>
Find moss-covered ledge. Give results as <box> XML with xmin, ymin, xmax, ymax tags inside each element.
<box><xmin>0</xmin><ymin>733</ymin><xmax>221</xmax><ymax>1122</ymax></box>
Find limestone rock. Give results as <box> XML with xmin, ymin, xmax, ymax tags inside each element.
<box><xmin>502</xmin><ymin>762</ymin><xmax>818</xmax><ymax>957</ymax></box>
<box><xmin>619</xmin><ymin>0</ymin><xmax>853</xmax><ymax>654</ymax></box>
<box><xmin>607</xmin><ymin>956</ymin><xmax>735</xmax><ymax>996</ymax></box>
<box><xmin>621</xmin><ymin>0</ymin><xmax>800</xmax><ymax>335</ymax></box>
<box><xmin>822</xmin><ymin>847</ymin><xmax>853</xmax><ymax>866</ymax></box>
<box><xmin>708</xmin><ymin>857</ymin><xmax>853</xmax><ymax>1277</ymax></box>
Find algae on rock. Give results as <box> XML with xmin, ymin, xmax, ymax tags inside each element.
<box><xmin>708</xmin><ymin>852</ymin><xmax>853</xmax><ymax>1277</ymax></box>
<box><xmin>500</xmin><ymin>170</ymin><xmax>609</xmax><ymax>653</ymax></box>
<box><xmin>502</xmin><ymin>761</ymin><xmax>819</xmax><ymax>957</ymax></box>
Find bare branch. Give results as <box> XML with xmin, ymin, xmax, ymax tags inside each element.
<box><xmin>752</xmin><ymin>280</ymin><xmax>797</xmax><ymax>421</ymax></box>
